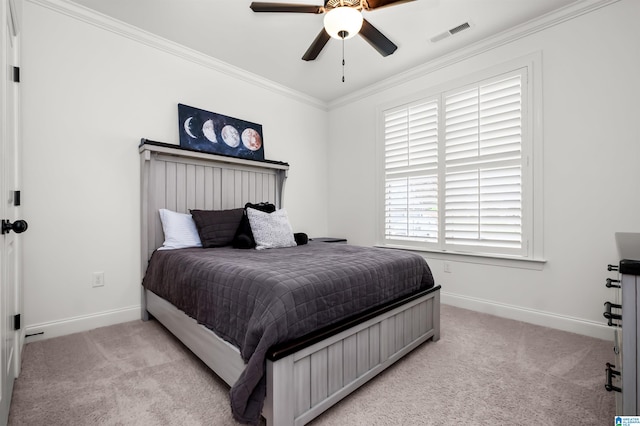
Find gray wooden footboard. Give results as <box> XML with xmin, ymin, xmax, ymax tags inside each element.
<box><xmin>264</xmin><ymin>289</ymin><xmax>440</xmax><ymax>426</ymax></box>
<box><xmin>145</xmin><ymin>287</ymin><xmax>440</xmax><ymax>426</ymax></box>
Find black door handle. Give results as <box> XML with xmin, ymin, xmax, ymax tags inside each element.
<box><xmin>2</xmin><ymin>219</ymin><xmax>28</xmax><ymax>235</ymax></box>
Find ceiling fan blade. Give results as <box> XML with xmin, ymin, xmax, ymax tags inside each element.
<box><xmin>364</xmin><ymin>0</ymin><xmax>416</xmax><ymax>10</ymax></box>
<box><xmin>359</xmin><ymin>19</ymin><xmax>397</xmax><ymax>57</ymax></box>
<box><xmin>249</xmin><ymin>2</ymin><xmax>323</xmax><ymax>13</ymax></box>
<box><xmin>302</xmin><ymin>28</ymin><xmax>331</xmax><ymax>61</ymax></box>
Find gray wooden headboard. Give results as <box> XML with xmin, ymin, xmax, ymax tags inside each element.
<box><xmin>139</xmin><ymin>140</ymin><xmax>289</xmax><ymax>273</ymax></box>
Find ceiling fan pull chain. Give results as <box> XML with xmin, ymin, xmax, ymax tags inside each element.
<box><xmin>342</xmin><ymin>35</ymin><xmax>346</xmax><ymax>83</ymax></box>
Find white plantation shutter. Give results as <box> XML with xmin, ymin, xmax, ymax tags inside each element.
<box><xmin>382</xmin><ymin>67</ymin><xmax>529</xmax><ymax>257</ymax></box>
<box><xmin>384</xmin><ymin>100</ymin><xmax>439</xmax><ymax>243</ymax></box>
<box><xmin>444</xmin><ymin>72</ymin><xmax>523</xmax><ymax>253</ymax></box>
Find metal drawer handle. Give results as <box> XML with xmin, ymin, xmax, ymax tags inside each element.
<box><xmin>605</xmin><ymin>362</ymin><xmax>621</xmax><ymax>393</ymax></box>
<box><xmin>603</xmin><ymin>301</ymin><xmax>622</xmax><ymax>327</ymax></box>
<box><xmin>606</xmin><ymin>278</ymin><xmax>621</xmax><ymax>289</ymax></box>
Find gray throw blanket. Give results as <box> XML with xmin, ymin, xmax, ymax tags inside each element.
<box><xmin>142</xmin><ymin>242</ymin><xmax>434</xmax><ymax>424</ymax></box>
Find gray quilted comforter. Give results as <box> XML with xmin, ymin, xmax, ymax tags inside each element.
<box><xmin>142</xmin><ymin>241</ymin><xmax>434</xmax><ymax>424</ymax></box>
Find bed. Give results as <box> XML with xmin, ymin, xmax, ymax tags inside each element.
<box><xmin>139</xmin><ymin>140</ymin><xmax>441</xmax><ymax>425</ymax></box>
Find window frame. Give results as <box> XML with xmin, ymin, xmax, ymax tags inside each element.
<box><xmin>375</xmin><ymin>54</ymin><xmax>544</xmax><ymax>263</ymax></box>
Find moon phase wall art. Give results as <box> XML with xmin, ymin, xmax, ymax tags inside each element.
<box><xmin>178</xmin><ymin>103</ymin><xmax>264</xmax><ymax>161</ymax></box>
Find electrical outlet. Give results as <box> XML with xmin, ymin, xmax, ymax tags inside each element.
<box><xmin>443</xmin><ymin>262</ymin><xmax>451</xmax><ymax>273</ymax></box>
<box><xmin>91</xmin><ymin>272</ymin><xmax>105</xmax><ymax>287</ymax></box>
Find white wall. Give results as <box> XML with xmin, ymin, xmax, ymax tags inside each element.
<box><xmin>327</xmin><ymin>0</ymin><xmax>640</xmax><ymax>339</ymax></box>
<box><xmin>20</xmin><ymin>1</ymin><xmax>329</xmax><ymax>339</ymax></box>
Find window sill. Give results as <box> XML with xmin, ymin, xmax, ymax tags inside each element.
<box><xmin>374</xmin><ymin>244</ymin><xmax>547</xmax><ymax>271</ymax></box>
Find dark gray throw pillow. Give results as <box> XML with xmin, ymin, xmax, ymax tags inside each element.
<box><xmin>190</xmin><ymin>208</ymin><xmax>244</xmax><ymax>248</ymax></box>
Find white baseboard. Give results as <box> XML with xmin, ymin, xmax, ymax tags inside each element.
<box><xmin>24</xmin><ymin>305</ymin><xmax>141</xmax><ymax>342</ymax></box>
<box><xmin>441</xmin><ymin>291</ymin><xmax>613</xmax><ymax>341</ymax></box>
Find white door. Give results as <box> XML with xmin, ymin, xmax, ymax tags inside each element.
<box><xmin>0</xmin><ymin>0</ymin><xmax>23</xmax><ymax>423</ymax></box>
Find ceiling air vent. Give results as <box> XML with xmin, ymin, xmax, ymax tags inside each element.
<box><xmin>430</xmin><ymin>21</ymin><xmax>471</xmax><ymax>43</ymax></box>
<box><xmin>449</xmin><ymin>22</ymin><xmax>471</xmax><ymax>35</ymax></box>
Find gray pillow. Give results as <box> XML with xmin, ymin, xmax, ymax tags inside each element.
<box><xmin>246</xmin><ymin>207</ymin><xmax>297</xmax><ymax>250</ymax></box>
<box><xmin>190</xmin><ymin>208</ymin><xmax>244</xmax><ymax>248</ymax></box>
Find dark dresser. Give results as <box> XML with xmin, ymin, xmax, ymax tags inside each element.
<box><xmin>605</xmin><ymin>233</ymin><xmax>640</xmax><ymax>415</ymax></box>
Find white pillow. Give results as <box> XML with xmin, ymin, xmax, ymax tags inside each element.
<box><xmin>158</xmin><ymin>208</ymin><xmax>202</xmax><ymax>250</ymax></box>
<box><xmin>246</xmin><ymin>207</ymin><xmax>297</xmax><ymax>250</ymax></box>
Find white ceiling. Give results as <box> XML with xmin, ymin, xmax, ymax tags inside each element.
<box><xmin>69</xmin><ymin>0</ymin><xmax>579</xmax><ymax>103</ymax></box>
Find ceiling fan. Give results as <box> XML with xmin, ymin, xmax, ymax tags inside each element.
<box><xmin>249</xmin><ymin>0</ymin><xmax>415</xmax><ymax>61</ymax></box>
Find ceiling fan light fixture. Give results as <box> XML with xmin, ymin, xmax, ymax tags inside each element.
<box><xmin>323</xmin><ymin>7</ymin><xmax>363</xmax><ymax>40</ymax></box>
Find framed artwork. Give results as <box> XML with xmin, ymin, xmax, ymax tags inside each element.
<box><xmin>178</xmin><ymin>103</ymin><xmax>264</xmax><ymax>161</ymax></box>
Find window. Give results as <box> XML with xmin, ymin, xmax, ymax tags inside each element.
<box><xmin>380</xmin><ymin>65</ymin><xmax>539</xmax><ymax>260</ymax></box>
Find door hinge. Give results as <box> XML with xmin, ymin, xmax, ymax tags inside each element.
<box><xmin>13</xmin><ymin>66</ymin><xmax>20</xmax><ymax>83</ymax></box>
<box><xmin>14</xmin><ymin>314</ymin><xmax>21</xmax><ymax>331</ymax></box>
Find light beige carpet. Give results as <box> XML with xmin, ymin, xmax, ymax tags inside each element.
<box><xmin>8</xmin><ymin>305</ymin><xmax>614</xmax><ymax>425</ymax></box>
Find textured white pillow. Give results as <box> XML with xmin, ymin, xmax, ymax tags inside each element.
<box><xmin>158</xmin><ymin>208</ymin><xmax>202</xmax><ymax>250</ymax></box>
<box><xmin>246</xmin><ymin>208</ymin><xmax>297</xmax><ymax>250</ymax></box>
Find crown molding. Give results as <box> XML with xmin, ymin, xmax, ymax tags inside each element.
<box><xmin>26</xmin><ymin>0</ymin><xmax>620</xmax><ymax>112</ymax></box>
<box><xmin>25</xmin><ymin>0</ymin><xmax>329</xmax><ymax>111</ymax></box>
<box><xmin>328</xmin><ymin>0</ymin><xmax>621</xmax><ymax>109</ymax></box>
